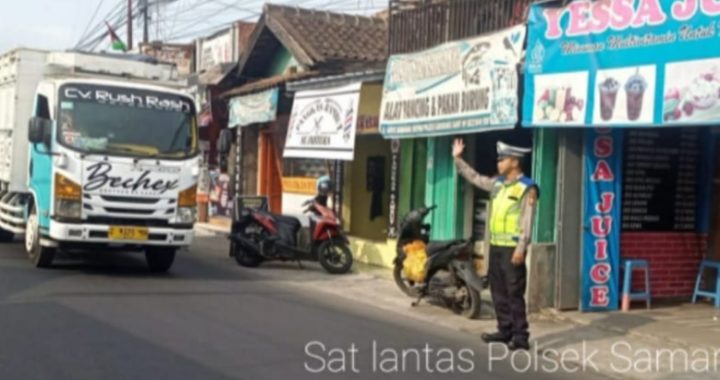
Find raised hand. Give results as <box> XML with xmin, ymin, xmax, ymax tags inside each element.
<box><xmin>452</xmin><ymin>138</ymin><xmax>465</xmax><ymax>158</ymax></box>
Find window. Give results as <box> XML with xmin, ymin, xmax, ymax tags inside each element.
<box><xmin>35</xmin><ymin>95</ymin><xmax>50</xmax><ymax>119</ymax></box>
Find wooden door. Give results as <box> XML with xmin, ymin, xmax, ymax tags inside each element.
<box><xmin>259</xmin><ymin>131</ymin><xmax>283</xmax><ymax>213</ymax></box>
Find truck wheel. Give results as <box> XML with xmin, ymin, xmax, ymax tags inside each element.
<box><xmin>0</xmin><ymin>228</ymin><xmax>14</xmax><ymax>243</ymax></box>
<box><xmin>25</xmin><ymin>206</ymin><xmax>55</xmax><ymax>268</ymax></box>
<box><xmin>145</xmin><ymin>247</ymin><xmax>176</xmax><ymax>273</ymax></box>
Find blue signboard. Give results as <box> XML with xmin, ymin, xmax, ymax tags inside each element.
<box><xmin>523</xmin><ymin>0</ymin><xmax>720</xmax><ymax>127</ymax></box>
<box><xmin>582</xmin><ymin>128</ymin><xmax>623</xmax><ymax>311</ymax></box>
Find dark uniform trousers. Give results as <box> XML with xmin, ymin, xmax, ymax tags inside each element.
<box><xmin>489</xmin><ymin>245</ymin><xmax>529</xmax><ymax>340</ymax></box>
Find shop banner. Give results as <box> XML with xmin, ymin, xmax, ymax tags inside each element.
<box><xmin>524</xmin><ymin>0</ymin><xmax>720</xmax><ymax>127</ymax></box>
<box><xmin>228</xmin><ymin>88</ymin><xmax>279</xmax><ymax>128</ymax></box>
<box><xmin>582</xmin><ymin>128</ymin><xmax>623</xmax><ymax>312</ymax></box>
<box><xmin>379</xmin><ymin>25</ymin><xmax>526</xmax><ymax>138</ymax></box>
<box><xmin>284</xmin><ymin>83</ymin><xmax>361</xmax><ymax>161</ymax></box>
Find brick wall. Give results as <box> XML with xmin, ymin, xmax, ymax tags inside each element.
<box><xmin>621</xmin><ymin>232</ymin><xmax>706</xmax><ymax>298</ymax></box>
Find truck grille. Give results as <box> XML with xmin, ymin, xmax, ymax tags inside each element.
<box><xmin>86</xmin><ymin>216</ymin><xmax>174</xmax><ymax>228</ymax></box>
<box><xmin>83</xmin><ymin>194</ymin><xmax>177</xmax><ymax>220</ymax></box>
<box><xmin>100</xmin><ymin>195</ymin><xmax>163</xmax><ymax>204</ymax></box>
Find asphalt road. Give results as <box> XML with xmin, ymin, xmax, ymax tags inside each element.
<box><xmin>0</xmin><ymin>233</ymin><xmax>608</xmax><ymax>380</ymax></box>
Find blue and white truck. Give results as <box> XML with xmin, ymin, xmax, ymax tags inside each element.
<box><xmin>0</xmin><ymin>49</ymin><xmax>200</xmax><ymax>271</ymax></box>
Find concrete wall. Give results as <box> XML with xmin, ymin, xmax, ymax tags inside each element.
<box><xmin>527</xmin><ymin>243</ymin><xmax>557</xmax><ymax>313</ymax></box>
<box><xmin>350</xmin><ymin>237</ymin><xmax>396</xmax><ymax>268</ymax></box>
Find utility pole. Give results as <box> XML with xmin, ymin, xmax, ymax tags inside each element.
<box><xmin>127</xmin><ymin>0</ymin><xmax>133</xmax><ymax>51</ymax></box>
<box><xmin>143</xmin><ymin>0</ymin><xmax>150</xmax><ymax>44</ymax></box>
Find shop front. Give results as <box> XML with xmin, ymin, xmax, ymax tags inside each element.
<box><xmin>523</xmin><ymin>0</ymin><xmax>720</xmax><ymax>311</ymax></box>
<box><xmin>227</xmin><ymin>87</ymin><xmax>280</xmax><ymax>205</ymax></box>
<box><xmin>284</xmin><ymin>74</ymin><xmax>394</xmax><ymax>265</ymax></box>
<box><xmin>379</xmin><ymin>25</ymin><xmax>529</xmax><ymax>259</ymax></box>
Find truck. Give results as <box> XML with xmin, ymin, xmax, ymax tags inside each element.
<box><xmin>0</xmin><ymin>49</ymin><xmax>200</xmax><ymax>272</ymax></box>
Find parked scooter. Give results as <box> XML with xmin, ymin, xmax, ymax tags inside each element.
<box><xmin>228</xmin><ymin>177</ymin><xmax>353</xmax><ymax>274</ymax></box>
<box><xmin>393</xmin><ymin>205</ymin><xmax>488</xmax><ymax>319</ymax></box>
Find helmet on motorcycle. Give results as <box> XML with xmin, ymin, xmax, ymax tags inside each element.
<box><xmin>317</xmin><ymin>175</ymin><xmax>334</xmax><ymax>196</ymax></box>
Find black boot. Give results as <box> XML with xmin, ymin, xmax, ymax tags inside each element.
<box><xmin>508</xmin><ymin>337</ymin><xmax>530</xmax><ymax>351</ymax></box>
<box><xmin>481</xmin><ymin>332</ymin><xmax>511</xmax><ymax>344</ymax></box>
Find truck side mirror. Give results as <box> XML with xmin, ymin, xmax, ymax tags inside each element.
<box><xmin>28</xmin><ymin>117</ymin><xmax>52</xmax><ymax>146</ymax></box>
<box><xmin>217</xmin><ymin>129</ymin><xmax>233</xmax><ymax>155</ymax></box>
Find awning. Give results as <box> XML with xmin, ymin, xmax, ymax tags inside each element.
<box><xmin>228</xmin><ymin>88</ymin><xmax>279</xmax><ymax>128</ymax></box>
<box><xmin>379</xmin><ymin>25</ymin><xmax>526</xmax><ymax>139</ymax></box>
<box><xmin>283</xmin><ymin>82</ymin><xmax>362</xmax><ymax>161</ymax></box>
<box><xmin>523</xmin><ymin>1</ymin><xmax>720</xmax><ymax>128</ymax></box>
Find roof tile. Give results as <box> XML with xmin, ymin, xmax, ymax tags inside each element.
<box><xmin>265</xmin><ymin>4</ymin><xmax>388</xmax><ymax>65</ymax></box>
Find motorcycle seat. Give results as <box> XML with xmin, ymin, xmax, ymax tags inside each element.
<box><xmin>272</xmin><ymin>214</ymin><xmax>302</xmax><ymax>227</ymax></box>
<box><xmin>427</xmin><ymin>240</ymin><xmax>467</xmax><ymax>254</ymax></box>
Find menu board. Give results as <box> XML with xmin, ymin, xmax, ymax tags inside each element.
<box><xmin>622</xmin><ymin>129</ymin><xmax>699</xmax><ymax>232</ymax></box>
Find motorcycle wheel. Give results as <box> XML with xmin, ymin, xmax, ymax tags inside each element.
<box><xmin>317</xmin><ymin>241</ymin><xmax>353</xmax><ymax>274</ymax></box>
<box><xmin>232</xmin><ymin>227</ymin><xmax>264</xmax><ymax>268</ymax></box>
<box><xmin>393</xmin><ymin>264</ymin><xmax>421</xmax><ymax>298</ymax></box>
<box><xmin>234</xmin><ymin>247</ymin><xmax>263</xmax><ymax>268</ymax></box>
<box><xmin>451</xmin><ymin>282</ymin><xmax>482</xmax><ymax>320</ymax></box>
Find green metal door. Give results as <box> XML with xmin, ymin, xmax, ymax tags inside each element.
<box><xmin>425</xmin><ymin>137</ymin><xmax>463</xmax><ymax>240</ymax></box>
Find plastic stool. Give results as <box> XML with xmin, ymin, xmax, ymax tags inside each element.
<box><xmin>692</xmin><ymin>260</ymin><xmax>720</xmax><ymax>309</ymax></box>
<box><xmin>622</xmin><ymin>259</ymin><xmax>651</xmax><ymax>311</ymax></box>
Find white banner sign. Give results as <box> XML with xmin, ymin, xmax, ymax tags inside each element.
<box><xmin>284</xmin><ymin>83</ymin><xmax>361</xmax><ymax>161</ymax></box>
<box><xmin>380</xmin><ymin>25</ymin><xmax>526</xmax><ymax>138</ymax></box>
<box><xmin>228</xmin><ymin>88</ymin><xmax>279</xmax><ymax>128</ymax></box>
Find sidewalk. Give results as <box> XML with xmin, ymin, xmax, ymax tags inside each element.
<box><xmin>195</xmin><ymin>222</ymin><xmax>230</xmax><ymax>236</ymax></box>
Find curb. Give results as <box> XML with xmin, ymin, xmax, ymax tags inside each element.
<box><xmin>194</xmin><ymin>223</ymin><xmax>230</xmax><ymax>236</ymax></box>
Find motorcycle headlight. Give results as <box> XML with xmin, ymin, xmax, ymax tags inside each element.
<box><xmin>55</xmin><ymin>199</ymin><xmax>82</xmax><ymax>219</ymax></box>
<box><xmin>176</xmin><ymin>206</ymin><xmax>196</xmax><ymax>224</ymax></box>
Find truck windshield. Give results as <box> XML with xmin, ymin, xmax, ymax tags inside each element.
<box><xmin>58</xmin><ymin>84</ymin><xmax>198</xmax><ymax>158</ymax></box>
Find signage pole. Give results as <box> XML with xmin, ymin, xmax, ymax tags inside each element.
<box><xmin>388</xmin><ymin>139</ymin><xmax>401</xmax><ymax>238</ymax></box>
<box><xmin>127</xmin><ymin>0</ymin><xmax>133</xmax><ymax>51</ymax></box>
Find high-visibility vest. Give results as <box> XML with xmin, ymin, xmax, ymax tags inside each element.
<box><xmin>489</xmin><ymin>176</ymin><xmax>536</xmax><ymax>247</ymax></box>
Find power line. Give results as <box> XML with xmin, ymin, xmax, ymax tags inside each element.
<box><xmin>75</xmin><ymin>0</ymin><xmax>387</xmax><ymax>50</ymax></box>
<box><xmin>76</xmin><ymin>0</ymin><xmax>108</xmax><ymax>47</ymax></box>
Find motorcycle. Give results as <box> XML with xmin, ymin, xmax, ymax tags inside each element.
<box><xmin>393</xmin><ymin>205</ymin><xmax>488</xmax><ymax>319</ymax></box>
<box><xmin>228</xmin><ymin>194</ymin><xmax>353</xmax><ymax>275</ymax></box>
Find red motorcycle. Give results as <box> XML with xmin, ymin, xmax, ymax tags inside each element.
<box><xmin>229</xmin><ymin>193</ymin><xmax>353</xmax><ymax>275</ymax></box>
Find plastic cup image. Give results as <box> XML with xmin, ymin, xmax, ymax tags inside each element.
<box><xmin>598</xmin><ymin>77</ymin><xmax>620</xmax><ymax>121</ymax></box>
<box><xmin>625</xmin><ymin>69</ymin><xmax>648</xmax><ymax>121</ymax></box>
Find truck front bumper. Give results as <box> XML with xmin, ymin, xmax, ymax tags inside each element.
<box><xmin>49</xmin><ymin>221</ymin><xmax>194</xmax><ymax>247</ymax></box>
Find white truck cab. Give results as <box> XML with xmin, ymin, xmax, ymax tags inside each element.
<box><xmin>0</xmin><ymin>49</ymin><xmax>199</xmax><ymax>272</ymax></box>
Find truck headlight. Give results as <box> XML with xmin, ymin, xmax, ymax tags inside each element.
<box><xmin>55</xmin><ymin>173</ymin><xmax>82</xmax><ymax>219</ymax></box>
<box><xmin>176</xmin><ymin>207</ymin><xmax>196</xmax><ymax>224</ymax></box>
<box><xmin>55</xmin><ymin>199</ymin><xmax>82</xmax><ymax>219</ymax></box>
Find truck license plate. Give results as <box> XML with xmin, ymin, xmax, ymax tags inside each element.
<box><xmin>108</xmin><ymin>226</ymin><xmax>149</xmax><ymax>240</ymax></box>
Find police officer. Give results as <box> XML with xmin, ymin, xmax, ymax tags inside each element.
<box><xmin>452</xmin><ymin>138</ymin><xmax>538</xmax><ymax>351</ymax></box>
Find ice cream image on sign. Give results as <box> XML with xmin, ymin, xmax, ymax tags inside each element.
<box><xmin>625</xmin><ymin>69</ymin><xmax>647</xmax><ymax>121</ymax></box>
<box><xmin>536</xmin><ymin>86</ymin><xmax>584</xmax><ymax>122</ymax></box>
<box><xmin>664</xmin><ymin>67</ymin><xmax>720</xmax><ymax>122</ymax></box>
<box><xmin>598</xmin><ymin>77</ymin><xmax>620</xmax><ymax>121</ymax></box>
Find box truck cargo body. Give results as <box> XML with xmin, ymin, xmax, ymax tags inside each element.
<box><xmin>0</xmin><ymin>49</ymin><xmax>199</xmax><ymax>272</ymax></box>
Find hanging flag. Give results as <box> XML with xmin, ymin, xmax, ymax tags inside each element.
<box><xmin>105</xmin><ymin>22</ymin><xmax>127</xmax><ymax>52</ymax></box>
